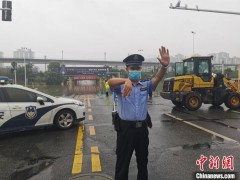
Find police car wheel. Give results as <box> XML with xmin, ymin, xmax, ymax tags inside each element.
<box><xmin>54</xmin><ymin>110</ymin><xmax>75</xmax><ymax>130</ymax></box>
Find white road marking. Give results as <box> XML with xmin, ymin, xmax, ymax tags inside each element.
<box><xmin>164</xmin><ymin>113</ymin><xmax>238</xmax><ymax>143</ymax></box>
<box><xmin>231</xmin><ymin>110</ymin><xmax>240</xmax><ymax>114</ymax></box>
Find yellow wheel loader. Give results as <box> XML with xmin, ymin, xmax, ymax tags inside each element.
<box><xmin>160</xmin><ymin>56</ymin><xmax>240</xmax><ymax>111</ymax></box>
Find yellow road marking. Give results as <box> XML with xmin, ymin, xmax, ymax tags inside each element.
<box><xmin>72</xmin><ymin>124</ymin><xmax>84</xmax><ymax>174</ymax></box>
<box><xmin>88</xmin><ymin>108</ymin><xmax>92</xmax><ymax>112</ymax></box>
<box><xmin>87</xmin><ymin>95</ymin><xmax>91</xmax><ymax>107</ymax></box>
<box><xmin>91</xmin><ymin>146</ymin><xmax>102</xmax><ymax>172</ymax></box>
<box><xmin>165</xmin><ymin>113</ymin><xmax>238</xmax><ymax>143</ymax></box>
<box><xmin>83</xmin><ymin>95</ymin><xmax>86</xmax><ymax>106</ymax></box>
<box><xmin>89</xmin><ymin>126</ymin><xmax>96</xmax><ymax>135</ymax></box>
<box><xmin>91</xmin><ymin>146</ymin><xmax>100</xmax><ymax>153</ymax></box>
<box><xmin>88</xmin><ymin>115</ymin><xmax>93</xmax><ymax>121</ymax></box>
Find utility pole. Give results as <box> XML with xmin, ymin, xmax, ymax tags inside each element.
<box><xmin>222</xmin><ymin>59</ymin><xmax>224</xmax><ymax>75</ymax></box>
<box><xmin>61</xmin><ymin>50</ymin><xmax>65</xmax><ymax>68</ymax></box>
<box><xmin>22</xmin><ymin>47</ymin><xmax>27</xmax><ymax>87</ymax></box>
<box><xmin>104</xmin><ymin>52</ymin><xmax>107</xmax><ymax>67</ymax></box>
<box><xmin>11</xmin><ymin>61</ymin><xmax>17</xmax><ymax>84</ymax></box>
<box><xmin>170</xmin><ymin>1</ymin><xmax>240</xmax><ymax>15</ymax></box>
<box><xmin>44</xmin><ymin>56</ymin><xmax>47</xmax><ymax>72</ymax></box>
<box><xmin>104</xmin><ymin>52</ymin><xmax>106</xmax><ymax>61</ymax></box>
<box><xmin>191</xmin><ymin>31</ymin><xmax>196</xmax><ymax>55</ymax></box>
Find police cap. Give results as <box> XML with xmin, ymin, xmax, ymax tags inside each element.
<box><xmin>123</xmin><ymin>54</ymin><xmax>144</xmax><ymax>67</ymax></box>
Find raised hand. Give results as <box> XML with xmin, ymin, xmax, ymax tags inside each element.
<box><xmin>157</xmin><ymin>46</ymin><xmax>170</xmax><ymax>67</ymax></box>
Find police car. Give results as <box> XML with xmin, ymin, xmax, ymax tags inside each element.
<box><xmin>0</xmin><ymin>81</ymin><xmax>85</xmax><ymax>133</ymax></box>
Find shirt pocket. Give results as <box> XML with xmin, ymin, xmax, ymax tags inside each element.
<box><xmin>140</xmin><ymin>90</ymin><xmax>148</xmax><ymax>96</ymax></box>
<box><xmin>121</xmin><ymin>90</ymin><xmax>134</xmax><ymax>103</ymax></box>
<box><xmin>140</xmin><ymin>90</ymin><xmax>148</xmax><ymax>102</ymax></box>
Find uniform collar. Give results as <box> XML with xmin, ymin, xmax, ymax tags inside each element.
<box><xmin>138</xmin><ymin>81</ymin><xmax>144</xmax><ymax>85</ymax></box>
<box><xmin>132</xmin><ymin>81</ymin><xmax>143</xmax><ymax>86</ymax></box>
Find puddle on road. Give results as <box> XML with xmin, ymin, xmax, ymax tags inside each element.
<box><xmin>10</xmin><ymin>156</ymin><xmax>56</xmax><ymax>180</ymax></box>
<box><xmin>167</xmin><ymin>139</ymin><xmax>240</xmax><ymax>152</ymax></box>
<box><xmin>161</xmin><ymin>119</ymin><xmax>178</xmax><ymax>123</ymax></box>
<box><xmin>182</xmin><ymin>143</ymin><xmax>211</xmax><ymax>150</ymax></box>
<box><xmin>154</xmin><ymin>133</ymin><xmax>240</xmax><ymax>159</ymax></box>
<box><xmin>167</xmin><ymin>143</ymin><xmax>211</xmax><ymax>151</ymax></box>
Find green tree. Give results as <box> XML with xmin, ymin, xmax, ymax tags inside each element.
<box><xmin>16</xmin><ymin>63</ymin><xmax>35</xmax><ymax>85</ymax></box>
<box><xmin>212</xmin><ymin>68</ymin><xmax>237</xmax><ymax>79</ymax></box>
<box><xmin>34</xmin><ymin>71</ymin><xmax>45</xmax><ymax>83</ymax></box>
<box><xmin>224</xmin><ymin>68</ymin><xmax>237</xmax><ymax>79</ymax></box>
<box><xmin>48</xmin><ymin>61</ymin><xmax>61</xmax><ymax>72</ymax></box>
<box><xmin>45</xmin><ymin>62</ymin><xmax>64</xmax><ymax>85</ymax></box>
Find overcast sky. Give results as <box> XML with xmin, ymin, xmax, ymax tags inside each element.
<box><xmin>0</xmin><ymin>0</ymin><xmax>240</xmax><ymax>61</ymax></box>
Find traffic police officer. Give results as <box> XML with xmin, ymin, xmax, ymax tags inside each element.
<box><xmin>108</xmin><ymin>46</ymin><xmax>170</xmax><ymax>180</ymax></box>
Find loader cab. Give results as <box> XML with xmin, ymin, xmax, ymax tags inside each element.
<box><xmin>175</xmin><ymin>56</ymin><xmax>213</xmax><ymax>82</ymax></box>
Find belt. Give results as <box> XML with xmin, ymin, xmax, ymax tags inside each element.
<box><xmin>119</xmin><ymin>119</ymin><xmax>147</xmax><ymax>128</ymax></box>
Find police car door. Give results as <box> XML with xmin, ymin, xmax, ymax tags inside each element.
<box><xmin>0</xmin><ymin>88</ymin><xmax>11</xmax><ymax>130</ymax></box>
<box><xmin>2</xmin><ymin>87</ymin><xmax>53</xmax><ymax>130</ymax></box>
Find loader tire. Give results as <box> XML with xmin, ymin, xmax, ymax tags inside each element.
<box><xmin>172</xmin><ymin>100</ymin><xmax>183</xmax><ymax>107</ymax></box>
<box><xmin>224</xmin><ymin>93</ymin><xmax>240</xmax><ymax>109</ymax></box>
<box><xmin>184</xmin><ymin>93</ymin><xmax>202</xmax><ymax>111</ymax></box>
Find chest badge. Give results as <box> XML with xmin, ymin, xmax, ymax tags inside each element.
<box><xmin>140</xmin><ymin>86</ymin><xmax>147</xmax><ymax>91</ymax></box>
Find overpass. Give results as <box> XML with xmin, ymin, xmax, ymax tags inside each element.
<box><xmin>0</xmin><ymin>57</ymin><xmax>238</xmax><ymax>70</ymax></box>
<box><xmin>0</xmin><ymin>57</ymin><xmax>160</xmax><ymax>66</ymax></box>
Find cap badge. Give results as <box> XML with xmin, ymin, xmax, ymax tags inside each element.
<box><xmin>133</xmin><ymin>55</ymin><xmax>138</xmax><ymax>61</ymax></box>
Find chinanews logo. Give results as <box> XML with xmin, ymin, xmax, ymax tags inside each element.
<box><xmin>25</xmin><ymin>106</ymin><xmax>37</xmax><ymax>119</ymax></box>
<box><xmin>195</xmin><ymin>154</ymin><xmax>236</xmax><ymax>180</ymax></box>
<box><xmin>196</xmin><ymin>154</ymin><xmax>234</xmax><ymax>171</ymax></box>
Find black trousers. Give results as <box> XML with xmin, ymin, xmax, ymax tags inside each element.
<box><xmin>115</xmin><ymin>120</ymin><xmax>149</xmax><ymax>180</ymax></box>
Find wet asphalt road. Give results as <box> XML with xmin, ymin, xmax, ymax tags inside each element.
<box><xmin>1</xmin><ymin>94</ymin><xmax>240</xmax><ymax>180</ymax></box>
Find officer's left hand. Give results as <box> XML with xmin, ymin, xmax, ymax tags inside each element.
<box><xmin>157</xmin><ymin>46</ymin><xmax>170</xmax><ymax>67</ymax></box>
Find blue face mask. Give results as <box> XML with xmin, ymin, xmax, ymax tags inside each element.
<box><xmin>129</xmin><ymin>71</ymin><xmax>141</xmax><ymax>81</ymax></box>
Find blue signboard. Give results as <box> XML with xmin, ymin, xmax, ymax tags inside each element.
<box><xmin>59</xmin><ymin>67</ymin><xmax>110</xmax><ymax>76</ymax></box>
